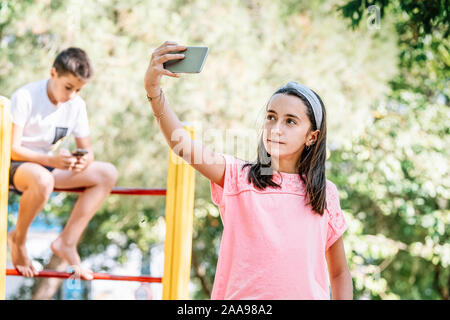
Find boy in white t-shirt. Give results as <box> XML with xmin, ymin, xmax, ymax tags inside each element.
<box><xmin>8</xmin><ymin>47</ymin><xmax>118</xmax><ymax>280</ymax></box>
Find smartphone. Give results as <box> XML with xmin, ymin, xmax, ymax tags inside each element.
<box><xmin>163</xmin><ymin>46</ymin><xmax>209</xmax><ymax>73</ymax></box>
<box><xmin>72</xmin><ymin>148</ymin><xmax>89</xmax><ymax>157</ymax></box>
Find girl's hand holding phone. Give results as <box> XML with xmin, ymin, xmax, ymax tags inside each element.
<box><xmin>144</xmin><ymin>41</ymin><xmax>186</xmax><ymax>97</ymax></box>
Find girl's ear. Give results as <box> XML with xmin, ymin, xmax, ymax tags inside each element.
<box><xmin>307</xmin><ymin>129</ymin><xmax>320</xmax><ymax>146</ymax></box>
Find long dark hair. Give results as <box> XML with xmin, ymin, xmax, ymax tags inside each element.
<box><xmin>242</xmin><ymin>86</ymin><xmax>327</xmax><ymax>215</ymax></box>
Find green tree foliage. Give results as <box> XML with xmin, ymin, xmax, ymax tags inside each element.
<box><xmin>335</xmin><ymin>0</ymin><xmax>449</xmax><ymax>299</ymax></box>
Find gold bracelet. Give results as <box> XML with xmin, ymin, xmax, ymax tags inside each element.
<box><xmin>146</xmin><ymin>88</ymin><xmax>163</xmax><ymax>102</ymax></box>
<box><xmin>152</xmin><ymin>90</ymin><xmax>166</xmax><ymax>120</ymax></box>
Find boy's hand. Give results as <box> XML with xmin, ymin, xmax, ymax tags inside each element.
<box><xmin>144</xmin><ymin>41</ymin><xmax>186</xmax><ymax>97</ymax></box>
<box><xmin>52</xmin><ymin>149</ymin><xmax>77</xmax><ymax>170</ymax></box>
<box><xmin>73</xmin><ymin>154</ymin><xmax>89</xmax><ymax>172</ymax></box>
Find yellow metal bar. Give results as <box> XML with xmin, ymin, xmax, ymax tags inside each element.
<box><xmin>162</xmin><ymin>124</ymin><xmax>196</xmax><ymax>300</ymax></box>
<box><xmin>0</xmin><ymin>96</ymin><xmax>11</xmax><ymax>300</ymax></box>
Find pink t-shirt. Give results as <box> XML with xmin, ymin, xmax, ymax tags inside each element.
<box><xmin>209</xmin><ymin>154</ymin><xmax>347</xmax><ymax>300</ymax></box>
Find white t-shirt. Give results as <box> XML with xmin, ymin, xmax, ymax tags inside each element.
<box><xmin>10</xmin><ymin>79</ymin><xmax>90</xmax><ymax>155</ymax></box>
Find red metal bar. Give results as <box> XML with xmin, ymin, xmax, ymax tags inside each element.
<box><xmin>6</xmin><ymin>269</ymin><xmax>162</xmax><ymax>283</ymax></box>
<box><xmin>55</xmin><ymin>186</ymin><xmax>167</xmax><ymax>196</ymax></box>
<box><xmin>9</xmin><ymin>185</ymin><xmax>166</xmax><ymax>196</ymax></box>
<box><xmin>108</xmin><ymin>187</ymin><xmax>166</xmax><ymax>196</ymax></box>
<box><xmin>7</xmin><ymin>186</ymin><xmax>165</xmax><ymax>283</ymax></box>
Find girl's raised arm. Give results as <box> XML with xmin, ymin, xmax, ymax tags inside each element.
<box><xmin>144</xmin><ymin>41</ymin><xmax>226</xmax><ymax>188</ymax></box>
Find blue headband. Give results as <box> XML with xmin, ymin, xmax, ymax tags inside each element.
<box><xmin>277</xmin><ymin>81</ymin><xmax>323</xmax><ymax>129</ymax></box>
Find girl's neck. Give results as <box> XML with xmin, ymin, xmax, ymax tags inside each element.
<box><xmin>270</xmin><ymin>157</ymin><xmax>298</xmax><ymax>174</ymax></box>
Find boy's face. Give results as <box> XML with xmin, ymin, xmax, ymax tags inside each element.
<box><xmin>48</xmin><ymin>67</ymin><xmax>88</xmax><ymax>103</ymax></box>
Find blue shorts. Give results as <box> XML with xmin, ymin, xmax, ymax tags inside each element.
<box><xmin>9</xmin><ymin>161</ymin><xmax>55</xmax><ymax>195</ymax></box>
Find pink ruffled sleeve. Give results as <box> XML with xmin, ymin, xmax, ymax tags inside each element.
<box><xmin>325</xmin><ymin>181</ymin><xmax>348</xmax><ymax>251</ymax></box>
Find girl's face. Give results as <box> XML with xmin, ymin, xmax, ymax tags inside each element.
<box><xmin>263</xmin><ymin>93</ymin><xmax>319</xmax><ymax>167</ymax></box>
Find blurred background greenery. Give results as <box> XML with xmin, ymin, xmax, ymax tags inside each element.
<box><xmin>1</xmin><ymin>0</ymin><xmax>448</xmax><ymax>299</ymax></box>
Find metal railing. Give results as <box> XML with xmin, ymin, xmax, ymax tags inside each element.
<box><xmin>0</xmin><ymin>96</ymin><xmax>196</xmax><ymax>300</ymax></box>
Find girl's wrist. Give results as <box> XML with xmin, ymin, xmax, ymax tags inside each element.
<box><xmin>146</xmin><ymin>88</ymin><xmax>163</xmax><ymax>102</ymax></box>
<box><xmin>146</xmin><ymin>85</ymin><xmax>161</xmax><ymax>99</ymax></box>
<box><xmin>149</xmin><ymin>90</ymin><xmax>166</xmax><ymax>119</ymax></box>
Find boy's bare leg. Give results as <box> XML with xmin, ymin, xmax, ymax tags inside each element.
<box><xmin>50</xmin><ymin>161</ymin><xmax>117</xmax><ymax>280</ymax></box>
<box><xmin>8</xmin><ymin>163</ymin><xmax>55</xmax><ymax>278</ymax></box>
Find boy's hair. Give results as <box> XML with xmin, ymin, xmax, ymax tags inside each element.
<box><xmin>243</xmin><ymin>86</ymin><xmax>327</xmax><ymax>215</ymax></box>
<box><xmin>53</xmin><ymin>47</ymin><xmax>93</xmax><ymax>80</ymax></box>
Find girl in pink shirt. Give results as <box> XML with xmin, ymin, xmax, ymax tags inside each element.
<box><xmin>144</xmin><ymin>41</ymin><xmax>353</xmax><ymax>300</ymax></box>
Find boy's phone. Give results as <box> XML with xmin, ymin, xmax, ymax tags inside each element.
<box><xmin>72</xmin><ymin>148</ymin><xmax>89</xmax><ymax>157</ymax></box>
<box><xmin>163</xmin><ymin>46</ymin><xmax>209</xmax><ymax>73</ymax></box>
